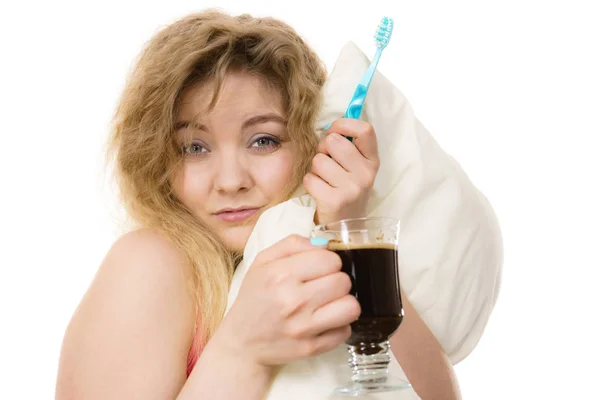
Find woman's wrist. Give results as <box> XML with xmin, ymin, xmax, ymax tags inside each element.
<box><xmin>179</xmin><ymin>330</ymin><xmax>275</xmax><ymax>400</ymax></box>
<box><xmin>208</xmin><ymin>325</ymin><xmax>275</xmax><ymax>378</ymax></box>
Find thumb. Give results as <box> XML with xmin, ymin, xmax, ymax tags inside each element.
<box><xmin>252</xmin><ymin>234</ymin><xmax>327</xmax><ymax>267</ymax></box>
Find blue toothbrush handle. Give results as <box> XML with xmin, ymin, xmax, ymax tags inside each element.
<box><xmin>343</xmin><ymin>47</ymin><xmax>382</xmax><ymax>121</ymax></box>
<box><xmin>344</xmin><ymin>84</ymin><xmax>368</xmax><ymax>120</ymax></box>
<box><xmin>338</xmin><ymin>84</ymin><xmax>368</xmax><ymax>142</ymax></box>
<box><xmin>323</xmin><ymin>48</ymin><xmax>384</xmax><ymax>142</ymax></box>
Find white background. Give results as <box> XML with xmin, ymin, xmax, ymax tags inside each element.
<box><xmin>1</xmin><ymin>0</ymin><xmax>598</xmax><ymax>398</ymax></box>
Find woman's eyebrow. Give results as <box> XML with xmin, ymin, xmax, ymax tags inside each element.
<box><xmin>242</xmin><ymin>113</ymin><xmax>287</xmax><ymax>129</ymax></box>
<box><xmin>174</xmin><ymin>113</ymin><xmax>286</xmax><ymax>132</ymax></box>
<box><xmin>174</xmin><ymin>121</ymin><xmax>208</xmax><ymax>132</ymax></box>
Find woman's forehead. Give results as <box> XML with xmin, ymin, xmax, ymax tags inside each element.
<box><xmin>176</xmin><ymin>71</ymin><xmax>285</xmax><ymax>125</ymax></box>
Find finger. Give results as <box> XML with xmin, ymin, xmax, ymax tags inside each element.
<box><xmin>311</xmin><ymin>152</ymin><xmax>349</xmax><ymax>187</ymax></box>
<box><xmin>309</xmin><ymin>294</ymin><xmax>361</xmax><ymax>335</ymax></box>
<box><xmin>274</xmin><ymin>247</ymin><xmax>342</xmax><ymax>281</ymax></box>
<box><xmin>303</xmin><ymin>172</ymin><xmax>337</xmax><ymax>198</ymax></box>
<box><xmin>327</xmin><ymin>119</ymin><xmax>378</xmax><ymax>162</ymax></box>
<box><xmin>253</xmin><ymin>234</ymin><xmax>314</xmax><ymax>267</ymax></box>
<box><xmin>303</xmin><ymin>271</ymin><xmax>352</xmax><ymax>309</ymax></box>
<box><xmin>324</xmin><ymin>133</ymin><xmax>366</xmax><ymax>173</ymax></box>
<box><xmin>310</xmin><ymin>325</ymin><xmax>352</xmax><ymax>355</ymax></box>
<box><xmin>316</xmin><ymin>136</ymin><xmax>329</xmax><ymax>156</ymax></box>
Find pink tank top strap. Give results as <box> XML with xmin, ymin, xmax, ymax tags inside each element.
<box><xmin>186</xmin><ymin>312</ymin><xmax>204</xmax><ymax>377</ymax></box>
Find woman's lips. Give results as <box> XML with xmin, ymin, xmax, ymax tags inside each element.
<box><xmin>214</xmin><ymin>208</ymin><xmax>259</xmax><ymax>223</ymax></box>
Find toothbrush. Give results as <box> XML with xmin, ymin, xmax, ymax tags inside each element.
<box><xmin>326</xmin><ymin>16</ymin><xmax>394</xmax><ymax>140</ymax></box>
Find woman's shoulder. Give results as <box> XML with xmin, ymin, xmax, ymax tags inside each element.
<box><xmin>73</xmin><ymin>228</ymin><xmax>195</xmax><ymax>338</ymax></box>
<box><xmin>57</xmin><ymin>228</ymin><xmax>195</xmax><ymax>397</ymax></box>
<box><xmin>77</xmin><ymin>227</ymin><xmax>196</xmax><ymax>327</ymax></box>
<box><xmin>96</xmin><ymin>227</ymin><xmax>196</xmax><ymax>310</ymax></box>
<box><xmin>107</xmin><ymin>228</ymin><xmax>183</xmax><ymax>264</ymax></box>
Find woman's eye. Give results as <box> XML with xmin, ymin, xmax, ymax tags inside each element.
<box><xmin>182</xmin><ymin>142</ymin><xmax>208</xmax><ymax>155</ymax></box>
<box><xmin>251</xmin><ymin>136</ymin><xmax>280</xmax><ymax>152</ymax></box>
<box><xmin>255</xmin><ymin>138</ymin><xmax>273</xmax><ymax>147</ymax></box>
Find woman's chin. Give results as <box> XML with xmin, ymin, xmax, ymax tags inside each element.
<box><xmin>218</xmin><ymin>224</ymin><xmax>254</xmax><ymax>254</ymax></box>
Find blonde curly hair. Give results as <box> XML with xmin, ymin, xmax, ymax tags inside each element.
<box><xmin>108</xmin><ymin>9</ymin><xmax>327</xmax><ymax>344</ymax></box>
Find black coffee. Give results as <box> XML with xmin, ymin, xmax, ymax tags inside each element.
<box><xmin>332</xmin><ymin>243</ymin><xmax>403</xmax><ymax>349</ymax></box>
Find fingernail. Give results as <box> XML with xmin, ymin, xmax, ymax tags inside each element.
<box><xmin>310</xmin><ymin>237</ymin><xmax>330</xmax><ymax>247</ymax></box>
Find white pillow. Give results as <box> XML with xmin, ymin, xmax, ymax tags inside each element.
<box><xmin>225</xmin><ymin>41</ymin><xmax>503</xmax><ymax>400</ymax></box>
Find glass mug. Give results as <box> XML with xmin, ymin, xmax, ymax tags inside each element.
<box><xmin>312</xmin><ymin>217</ymin><xmax>411</xmax><ymax>396</ymax></box>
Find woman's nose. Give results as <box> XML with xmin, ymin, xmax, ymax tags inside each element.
<box><xmin>213</xmin><ymin>152</ymin><xmax>252</xmax><ymax>194</ymax></box>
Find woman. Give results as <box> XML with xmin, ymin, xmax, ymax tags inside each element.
<box><xmin>56</xmin><ymin>10</ymin><xmax>461</xmax><ymax>399</ymax></box>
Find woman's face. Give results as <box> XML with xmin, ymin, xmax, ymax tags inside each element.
<box><xmin>172</xmin><ymin>71</ymin><xmax>296</xmax><ymax>252</ymax></box>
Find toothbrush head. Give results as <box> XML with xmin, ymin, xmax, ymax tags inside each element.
<box><xmin>374</xmin><ymin>16</ymin><xmax>394</xmax><ymax>49</ymax></box>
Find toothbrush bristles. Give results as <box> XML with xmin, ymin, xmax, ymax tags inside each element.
<box><xmin>374</xmin><ymin>16</ymin><xmax>394</xmax><ymax>47</ymax></box>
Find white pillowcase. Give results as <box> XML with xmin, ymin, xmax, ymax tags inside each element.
<box><xmin>225</xmin><ymin>41</ymin><xmax>503</xmax><ymax>400</ymax></box>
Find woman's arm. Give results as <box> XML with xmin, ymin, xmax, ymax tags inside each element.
<box><xmin>390</xmin><ymin>290</ymin><xmax>462</xmax><ymax>400</ymax></box>
<box><xmin>177</xmin><ymin>333</ymin><xmax>274</xmax><ymax>400</ymax></box>
<box><xmin>56</xmin><ymin>229</ymin><xmax>273</xmax><ymax>400</ymax></box>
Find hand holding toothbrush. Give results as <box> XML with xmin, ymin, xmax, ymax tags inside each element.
<box><xmin>303</xmin><ymin>119</ymin><xmax>380</xmax><ymax>225</ymax></box>
<box><xmin>304</xmin><ymin>17</ymin><xmax>393</xmax><ymax>224</ymax></box>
